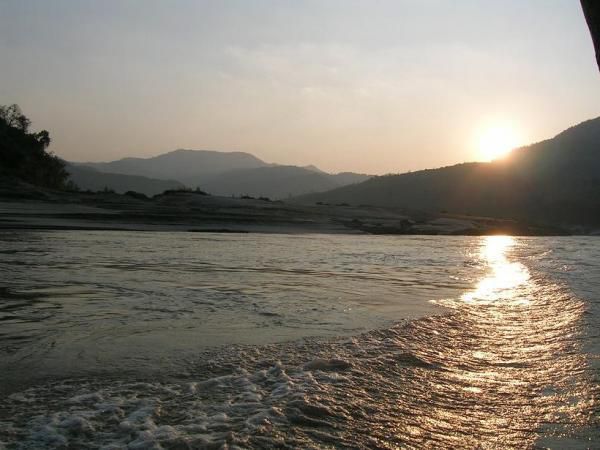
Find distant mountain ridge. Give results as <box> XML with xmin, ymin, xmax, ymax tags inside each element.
<box><xmin>194</xmin><ymin>165</ymin><xmax>339</xmax><ymax>198</ymax></box>
<box><xmin>66</xmin><ymin>164</ymin><xmax>184</xmax><ymax>196</ymax></box>
<box><xmin>295</xmin><ymin>117</ymin><xmax>600</xmax><ymax>227</ymax></box>
<box><xmin>81</xmin><ymin>149</ymin><xmax>268</xmax><ymax>180</ymax></box>
<box><xmin>75</xmin><ymin>149</ymin><xmax>370</xmax><ymax>198</ymax></box>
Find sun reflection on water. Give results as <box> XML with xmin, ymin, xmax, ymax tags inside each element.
<box><xmin>388</xmin><ymin>235</ymin><xmax>598</xmax><ymax>448</ymax></box>
<box><xmin>462</xmin><ymin>236</ymin><xmax>530</xmax><ymax>305</ymax></box>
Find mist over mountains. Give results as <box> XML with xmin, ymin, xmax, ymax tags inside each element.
<box><xmin>295</xmin><ymin>117</ymin><xmax>600</xmax><ymax>227</ymax></box>
<box><xmin>71</xmin><ymin>150</ymin><xmax>370</xmax><ymax>198</ymax></box>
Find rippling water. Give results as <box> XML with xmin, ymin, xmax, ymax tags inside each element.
<box><xmin>0</xmin><ymin>232</ymin><xmax>598</xmax><ymax>449</ymax></box>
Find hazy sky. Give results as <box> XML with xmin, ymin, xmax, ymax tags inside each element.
<box><xmin>1</xmin><ymin>0</ymin><xmax>599</xmax><ymax>174</ymax></box>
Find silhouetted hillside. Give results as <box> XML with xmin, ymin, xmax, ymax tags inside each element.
<box><xmin>0</xmin><ymin>104</ymin><xmax>68</xmax><ymax>189</ymax></box>
<box><xmin>296</xmin><ymin>117</ymin><xmax>600</xmax><ymax>227</ymax></box>
<box><xmin>66</xmin><ymin>164</ymin><xmax>184</xmax><ymax>195</ymax></box>
<box><xmin>82</xmin><ymin>149</ymin><xmax>268</xmax><ymax>181</ymax></box>
<box><xmin>194</xmin><ymin>165</ymin><xmax>340</xmax><ymax>199</ymax></box>
<box><xmin>185</xmin><ymin>165</ymin><xmax>371</xmax><ymax>198</ymax></box>
<box><xmin>331</xmin><ymin>172</ymin><xmax>371</xmax><ymax>186</ymax></box>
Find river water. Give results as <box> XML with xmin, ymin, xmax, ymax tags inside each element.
<box><xmin>0</xmin><ymin>232</ymin><xmax>598</xmax><ymax>448</ymax></box>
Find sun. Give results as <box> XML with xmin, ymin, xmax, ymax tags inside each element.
<box><xmin>477</xmin><ymin>124</ymin><xmax>520</xmax><ymax>162</ymax></box>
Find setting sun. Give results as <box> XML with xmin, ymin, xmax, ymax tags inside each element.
<box><xmin>2</xmin><ymin>2</ymin><xmax>600</xmax><ymax>449</ymax></box>
<box><xmin>477</xmin><ymin>125</ymin><xmax>521</xmax><ymax>162</ymax></box>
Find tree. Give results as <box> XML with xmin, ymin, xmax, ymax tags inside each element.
<box><xmin>0</xmin><ymin>104</ymin><xmax>68</xmax><ymax>189</ymax></box>
<box><xmin>35</xmin><ymin>130</ymin><xmax>51</xmax><ymax>148</ymax></box>
<box><xmin>0</xmin><ymin>104</ymin><xmax>31</xmax><ymax>131</ymax></box>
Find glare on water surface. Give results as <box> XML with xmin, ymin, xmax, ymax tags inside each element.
<box><xmin>400</xmin><ymin>236</ymin><xmax>597</xmax><ymax>449</ymax></box>
<box><xmin>0</xmin><ymin>233</ymin><xmax>597</xmax><ymax>449</ymax></box>
<box><xmin>462</xmin><ymin>236</ymin><xmax>531</xmax><ymax>305</ymax></box>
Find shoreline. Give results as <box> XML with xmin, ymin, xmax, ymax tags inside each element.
<box><xmin>0</xmin><ymin>314</ymin><xmax>421</xmax><ymax>397</ymax></box>
<box><xmin>0</xmin><ymin>194</ymin><xmax>576</xmax><ymax>236</ymax></box>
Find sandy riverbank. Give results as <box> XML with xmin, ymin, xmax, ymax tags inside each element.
<box><xmin>0</xmin><ymin>179</ymin><xmax>568</xmax><ymax>235</ymax></box>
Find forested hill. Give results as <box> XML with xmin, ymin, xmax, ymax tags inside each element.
<box><xmin>295</xmin><ymin>117</ymin><xmax>600</xmax><ymax>227</ymax></box>
<box><xmin>0</xmin><ymin>104</ymin><xmax>68</xmax><ymax>189</ymax></box>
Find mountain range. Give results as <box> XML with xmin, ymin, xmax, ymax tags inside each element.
<box><xmin>67</xmin><ymin>117</ymin><xmax>600</xmax><ymax>228</ymax></box>
<box><xmin>70</xmin><ymin>150</ymin><xmax>370</xmax><ymax>198</ymax></box>
<box><xmin>295</xmin><ymin>117</ymin><xmax>600</xmax><ymax>227</ymax></box>
<box><xmin>65</xmin><ymin>164</ymin><xmax>184</xmax><ymax>196</ymax></box>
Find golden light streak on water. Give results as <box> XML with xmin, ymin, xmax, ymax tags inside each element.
<box><xmin>2</xmin><ymin>235</ymin><xmax>598</xmax><ymax>448</ymax></box>
<box><xmin>462</xmin><ymin>236</ymin><xmax>531</xmax><ymax>305</ymax></box>
<box><xmin>385</xmin><ymin>236</ymin><xmax>598</xmax><ymax>449</ymax></box>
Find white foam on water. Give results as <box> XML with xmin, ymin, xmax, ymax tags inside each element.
<box><xmin>2</xmin><ymin>236</ymin><xmax>600</xmax><ymax>448</ymax></box>
<box><xmin>0</xmin><ymin>315</ymin><xmax>464</xmax><ymax>449</ymax></box>
<box><xmin>0</xmin><ymin>328</ymin><xmax>381</xmax><ymax>449</ymax></box>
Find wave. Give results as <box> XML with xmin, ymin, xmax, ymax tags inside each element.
<box><xmin>1</xmin><ymin>236</ymin><xmax>599</xmax><ymax>449</ymax></box>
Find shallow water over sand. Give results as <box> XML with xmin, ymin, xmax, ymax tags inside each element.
<box><xmin>0</xmin><ymin>232</ymin><xmax>471</xmax><ymax>390</ymax></box>
<box><xmin>0</xmin><ymin>233</ymin><xmax>598</xmax><ymax>448</ymax></box>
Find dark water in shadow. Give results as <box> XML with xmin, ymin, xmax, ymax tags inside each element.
<box><xmin>0</xmin><ymin>234</ymin><xmax>598</xmax><ymax>448</ymax></box>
